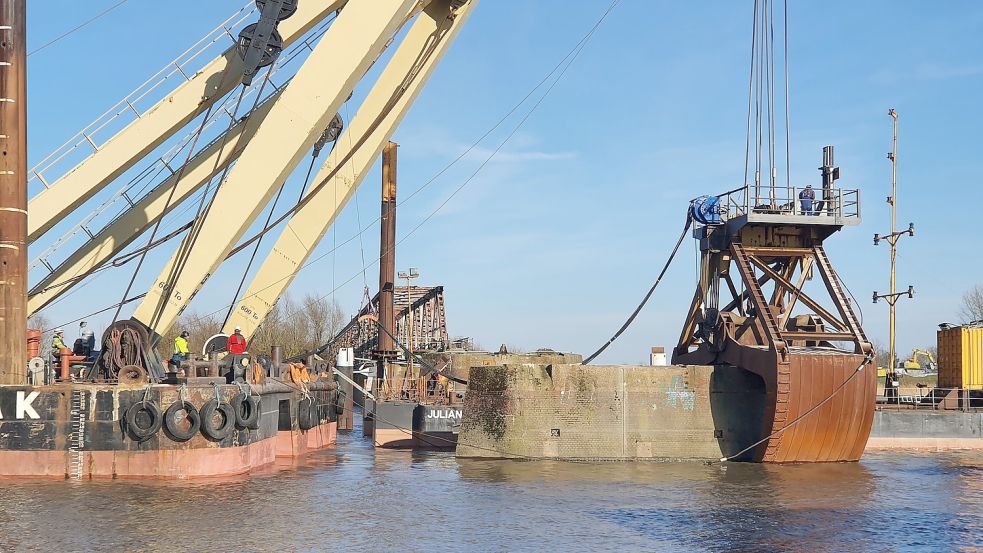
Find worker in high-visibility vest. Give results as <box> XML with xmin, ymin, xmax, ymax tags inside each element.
<box><xmin>51</xmin><ymin>328</ymin><xmax>67</xmax><ymax>366</ymax></box>
<box><xmin>170</xmin><ymin>331</ymin><xmax>191</xmax><ymax>369</ymax></box>
<box><xmin>51</xmin><ymin>328</ymin><xmax>67</xmax><ymax>353</ymax></box>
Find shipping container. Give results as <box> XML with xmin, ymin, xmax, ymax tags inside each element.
<box><xmin>937</xmin><ymin>325</ymin><xmax>983</xmax><ymax>390</ymax></box>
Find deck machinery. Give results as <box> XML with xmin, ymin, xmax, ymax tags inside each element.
<box><xmin>673</xmin><ymin>148</ymin><xmax>876</xmax><ymax>463</ymax></box>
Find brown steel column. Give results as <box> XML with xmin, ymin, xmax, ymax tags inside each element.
<box><xmin>375</xmin><ymin>142</ymin><xmax>398</xmax><ymax>382</ymax></box>
<box><xmin>0</xmin><ymin>0</ymin><xmax>27</xmax><ymax>385</ymax></box>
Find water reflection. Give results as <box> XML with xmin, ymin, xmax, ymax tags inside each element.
<box><xmin>0</xmin><ymin>439</ymin><xmax>979</xmax><ymax>552</ymax></box>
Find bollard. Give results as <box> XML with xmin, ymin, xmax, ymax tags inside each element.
<box><xmin>59</xmin><ymin>347</ymin><xmax>86</xmax><ymax>381</ymax></box>
<box><xmin>271</xmin><ymin>346</ymin><xmax>282</xmax><ymax>378</ymax></box>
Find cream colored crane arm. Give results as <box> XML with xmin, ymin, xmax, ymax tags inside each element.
<box><xmin>225</xmin><ymin>0</ymin><xmax>478</xmax><ymax>339</ymax></box>
<box><xmin>26</xmin><ymin>1</ymin><xmax>345</xmax><ymax>243</ymax></box>
<box><xmin>26</xmin><ymin>90</ymin><xmax>283</xmax><ymax>316</ymax></box>
<box><xmin>133</xmin><ymin>0</ymin><xmax>422</xmax><ymax>337</ymax></box>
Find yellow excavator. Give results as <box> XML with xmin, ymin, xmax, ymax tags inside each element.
<box><xmin>902</xmin><ymin>349</ymin><xmax>937</xmax><ymax>372</ymax></box>
<box><xmin>878</xmin><ymin>348</ymin><xmax>938</xmax><ymax>377</ymax></box>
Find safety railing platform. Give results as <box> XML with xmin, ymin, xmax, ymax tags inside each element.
<box><xmin>717</xmin><ymin>185</ymin><xmax>862</xmax><ymax>229</ymax></box>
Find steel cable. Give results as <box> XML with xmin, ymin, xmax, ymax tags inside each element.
<box><xmin>718</xmin><ymin>353</ymin><xmax>874</xmax><ymax>463</ymax></box>
<box><xmin>581</xmin><ymin>215</ymin><xmax>693</xmax><ymax>365</ymax></box>
<box><xmin>44</xmin><ymin>0</ymin><xmax>623</xmax><ymax>336</ymax></box>
<box><xmin>29</xmin><ymin>0</ymin><xmax>132</xmax><ymax>57</ymax></box>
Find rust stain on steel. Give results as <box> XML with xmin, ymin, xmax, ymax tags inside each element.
<box><xmin>0</xmin><ymin>0</ymin><xmax>28</xmax><ymax>384</ymax></box>
<box><xmin>674</xmin><ymin>188</ymin><xmax>876</xmax><ymax>463</ymax></box>
<box><xmin>751</xmin><ymin>353</ymin><xmax>876</xmax><ymax>463</ymax></box>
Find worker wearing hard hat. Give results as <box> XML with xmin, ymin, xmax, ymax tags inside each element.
<box><xmin>226</xmin><ymin>326</ymin><xmax>247</xmax><ymax>355</ymax></box>
<box><xmin>171</xmin><ymin>331</ymin><xmax>191</xmax><ymax>369</ymax></box>
<box><xmin>51</xmin><ymin>328</ymin><xmax>67</xmax><ymax>351</ymax></box>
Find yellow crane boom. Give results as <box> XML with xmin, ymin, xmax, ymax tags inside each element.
<box><xmin>132</xmin><ymin>0</ymin><xmax>422</xmax><ymax>336</ymax></box>
<box><xmin>224</xmin><ymin>0</ymin><xmax>478</xmax><ymax>339</ymax></box>
<box><xmin>26</xmin><ymin>1</ymin><xmax>345</xmax><ymax>243</ymax></box>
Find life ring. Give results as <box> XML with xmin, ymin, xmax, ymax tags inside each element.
<box><xmin>124</xmin><ymin>401</ymin><xmax>162</xmax><ymax>441</ymax></box>
<box><xmin>231</xmin><ymin>393</ymin><xmax>260</xmax><ymax>429</ymax></box>
<box><xmin>200</xmin><ymin>398</ymin><xmax>236</xmax><ymax>440</ymax></box>
<box><xmin>163</xmin><ymin>400</ymin><xmax>200</xmax><ymax>442</ymax></box>
<box><xmin>297</xmin><ymin>397</ymin><xmax>316</xmax><ymax>430</ymax></box>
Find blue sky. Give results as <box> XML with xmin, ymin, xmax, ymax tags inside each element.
<box><xmin>24</xmin><ymin>1</ymin><xmax>983</xmax><ymax>363</ymax></box>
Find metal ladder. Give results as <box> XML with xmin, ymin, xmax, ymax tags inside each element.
<box><xmin>812</xmin><ymin>245</ymin><xmax>867</xmax><ymax>342</ymax></box>
<box><xmin>68</xmin><ymin>390</ymin><xmax>87</xmax><ymax>480</ymax></box>
<box><xmin>731</xmin><ymin>244</ymin><xmax>786</xmax><ymax>347</ymax></box>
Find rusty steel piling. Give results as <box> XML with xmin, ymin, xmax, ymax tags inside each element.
<box><xmin>375</xmin><ymin>142</ymin><xmax>398</xmax><ymax>386</ymax></box>
<box><xmin>0</xmin><ymin>0</ymin><xmax>27</xmax><ymax>385</ymax></box>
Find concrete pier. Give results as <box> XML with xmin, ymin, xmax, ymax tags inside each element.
<box><xmin>458</xmin><ymin>363</ymin><xmax>767</xmax><ymax>461</ymax></box>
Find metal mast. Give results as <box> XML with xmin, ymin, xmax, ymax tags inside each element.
<box><xmin>0</xmin><ymin>0</ymin><xmax>26</xmax><ymax>384</ymax></box>
<box><xmin>873</xmin><ymin>108</ymin><xmax>915</xmax><ymax>400</ymax></box>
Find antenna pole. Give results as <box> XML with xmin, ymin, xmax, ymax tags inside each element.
<box><xmin>0</xmin><ymin>0</ymin><xmax>27</xmax><ymax>384</ymax></box>
<box><xmin>873</xmin><ymin>108</ymin><xmax>915</xmax><ymax>402</ymax></box>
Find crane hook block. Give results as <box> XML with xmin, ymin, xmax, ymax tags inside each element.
<box><xmin>237</xmin><ymin>24</ymin><xmax>284</xmax><ymax>83</ymax></box>
<box><xmin>256</xmin><ymin>0</ymin><xmax>298</xmax><ymax>22</ymax></box>
<box><xmin>314</xmin><ymin>114</ymin><xmax>345</xmax><ymax>156</ymax></box>
<box><xmin>238</xmin><ymin>0</ymin><xmax>293</xmax><ymax>86</ymax></box>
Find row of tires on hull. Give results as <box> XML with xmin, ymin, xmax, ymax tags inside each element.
<box><xmin>122</xmin><ymin>390</ymin><xmax>344</xmax><ymax>442</ymax></box>
<box><xmin>297</xmin><ymin>394</ymin><xmax>344</xmax><ymax>431</ymax></box>
<box><xmin>123</xmin><ymin>393</ymin><xmax>261</xmax><ymax>442</ymax></box>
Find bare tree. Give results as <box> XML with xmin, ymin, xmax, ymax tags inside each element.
<box><xmin>28</xmin><ymin>313</ymin><xmax>51</xmax><ymax>359</ymax></box>
<box><xmin>301</xmin><ymin>292</ymin><xmax>345</xmax><ymax>352</ymax></box>
<box><xmin>869</xmin><ymin>338</ymin><xmax>896</xmax><ymax>371</ymax></box>
<box><xmin>158</xmin><ymin>309</ymin><xmax>222</xmax><ymax>359</ymax></box>
<box><xmin>959</xmin><ymin>284</ymin><xmax>983</xmax><ymax>323</ymax></box>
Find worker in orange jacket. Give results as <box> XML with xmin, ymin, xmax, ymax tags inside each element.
<box><xmin>226</xmin><ymin>326</ymin><xmax>247</xmax><ymax>355</ymax></box>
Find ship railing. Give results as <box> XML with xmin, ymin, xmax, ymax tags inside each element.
<box><xmin>717</xmin><ymin>185</ymin><xmax>861</xmax><ymax>221</ymax></box>
<box><xmin>379</xmin><ymin>375</ymin><xmax>454</xmax><ymax>405</ymax></box>
<box><xmin>28</xmin><ymin>2</ymin><xmax>258</xmax><ymax>195</ymax></box>
<box><xmin>877</xmin><ymin>386</ymin><xmax>982</xmax><ymax>412</ymax></box>
<box><xmin>28</xmin><ymin>15</ymin><xmax>337</xmax><ymax>282</ymax></box>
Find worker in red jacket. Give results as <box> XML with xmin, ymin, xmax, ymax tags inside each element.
<box><xmin>227</xmin><ymin>326</ymin><xmax>247</xmax><ymax>355</ymax></box>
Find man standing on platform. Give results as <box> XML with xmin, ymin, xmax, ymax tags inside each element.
<box><xmin>226</xmin><ymin>326</ymin><xmax>247</xmax><ymax>355</ymax></box>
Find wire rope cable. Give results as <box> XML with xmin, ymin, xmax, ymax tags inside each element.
<box><xmin>581</xmin><ymin>216</ymin><xmax>692</xmax><ymax>365</ymax></box>
<box><xmin>718</xmin><ymin>353</ymin><xmax>874</xmax><ymax>463</ymax></box>
<box><xmin>29</xmin><ymin>0</ymin><xmax>132</xmax><ymax>57</ymax></box>
<box><xmin>43</xmin><ymin>0</ymin><xmax>623</xmax><ymax>336</ymax></box>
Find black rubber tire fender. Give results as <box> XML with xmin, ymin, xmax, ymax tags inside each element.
<box><xmin>297</xmin><ymin>397</ymin><xmax>315</xmax><ymax>430</ymax></box>
<box><xmin>326</xmin><ymin>390</ymin><xmax>338</xmax><ymax>423</ymax></box>
<box><xmin>245</xmin><ymin>396</ymin><xmax>261</xmax><ymax>430</ymax></box>
<box><xmin>163</xmin><ymin>400</ymin><xmax>201</xmax><ymax>442</ymax></box>
<box><xmin>231</xmin><ymin>393</ymin><xmax>261</xmax><ymax>429</ymax></box>
<box><xmin>334</xmin><ymin>389</ymin><xmax>345</xmax><ymax>415</ymax></box>
<box><xmin>124</xmin><ymin>401</ymin><xmax>162</xmax><ymax>441</ymax></box>
<box><xmin>200</xmin><ymin>398</ymin><xmax>236</xmax><ymax>441</ymax></box>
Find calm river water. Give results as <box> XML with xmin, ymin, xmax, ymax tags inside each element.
<box><xmin>0</xmin><ymin>427</ymin><xmax>980</xmax><ymax>552</ymax></box>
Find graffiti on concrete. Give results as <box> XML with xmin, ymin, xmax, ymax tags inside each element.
<box><xmin>666</xmin><ymin>376</ymin><xmax>695</xmax><ymax>411</ymax></box>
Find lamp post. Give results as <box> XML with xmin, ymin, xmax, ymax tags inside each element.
<box><xmin>397</xmin><ymin>267</ymin><xmax>419</xmax><ymax>383</ymax></box>
<box><xmin>873</xmin><ymin>108</ymin><xmax>915</xmax><ymax>402</ymax></box>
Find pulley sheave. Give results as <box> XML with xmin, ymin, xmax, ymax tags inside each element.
<box><xmin>237</xmin><ymin>23</ymin><xmax>284</xmax><ymax>73</ymax></box>
<box><xmin>256</xmin><ymin>0</ymin><xmax>298</xmax><ymax>22</ymax></box>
